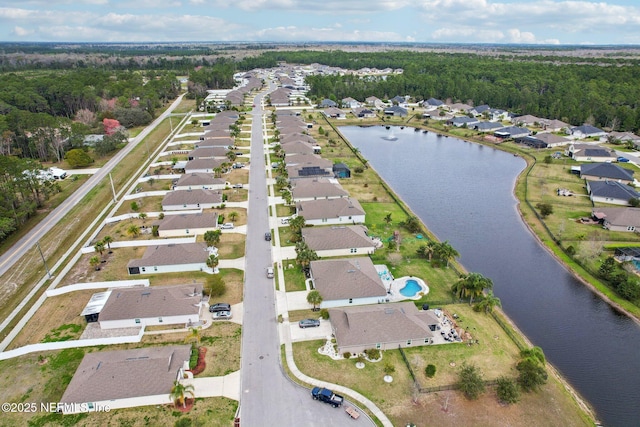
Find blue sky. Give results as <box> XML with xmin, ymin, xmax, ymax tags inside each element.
<box><xmin>1</xmin><ymin>0</ymin><xmax>639</xmax><ymax>45</ymax></box>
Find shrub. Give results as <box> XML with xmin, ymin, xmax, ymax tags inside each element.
<box><xmin>206</xmin><ymin>275</ymin><xmax>226</xmax><ymax>297</ymax></box>
<box><xmin>516</xmin><ymin>358</ymin><xmax>548</xmax><ymax>392</ymax></box>
<box><xmin>319</xmin><ymin>309</ymin><xmax>329</xmax><ymax>319</ymax></box>
<box><xmin>343</xmin><ymin>352</ymin><xmax>351</xmax><ymax>359</ymax></box>
<box><xmin>65</xmin><ymin>148</ymin><xmax>94</xmax><ymax>168</ymax></box>
<box><xmin>425</xmin><ymin>364</ymin><xmax>436</xmax><ymax>378</ymax></box>
<box><xmin>457</xmin><ymin>362</ymin><xmax>485</xmax><ymax>400</ymax></box>
<box><xmin>364</xmin><ymin>348</ymin><xmax>380</xmax><ymax>360</ymax></box>
<box><xmin>496</xmin><ymin>376</ymin><xmax>520</xmax><ymax>404</ymax></box>
<box><xmin>189</xmin><ymin>345</ymin><xmax>199</xmax><ymax>370</ymax></box>
<box><xmin>384</xmin><ymin>362</ymin><xmax>395</xmax><ymax>375</ymax></box>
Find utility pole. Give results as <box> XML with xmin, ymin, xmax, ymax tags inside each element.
<box><xmin>109</xmin><ymin>172</ymin><xmax>117</xmax><ymax>203</ymax></box>
<box><xmin>36</xmin><ymin>241</ymin><xmax>52</xmax><ymax>279</ymax></box>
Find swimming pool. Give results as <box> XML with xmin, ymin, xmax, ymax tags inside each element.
<box><xmin>400</xmin><ymin>279</ymin><xmax>422</xmax><ymax>297</ymax></box>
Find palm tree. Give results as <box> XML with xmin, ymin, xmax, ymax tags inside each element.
<box><xmin>275</xmin><ymin>175</ymin><xmax>288</xmax><ymax>189</ymax></box>
<box><xmin>307</xmin><ymin>290</ymin><xmax>323</xmax><ymax>311</ymax></box>
<box><xmin>228</xmin><ymin>211</ymin><xmax>238</xmax><ymax>221</ymax></box>
<box><xmin>434</xmin><ymin>240</ymin><xmax>459</xmax><ymax>267</ymax></box>
<box><xmin>139</xmin><ymin>212</ymin><xmax>147</xmax><ymax>222</ymax></box>
<box><xmin>475</xmin><ymin>292</ymin><xmax>502</xmax><ymax>314</ymax></box>
<box><xmin>94</xmin><ymin>241</ymin><xmax>105</xmax><ymax>257</ymax></box>
<box><xmin>203</xmin><ymin>229</ymin><xmax>221</xmax><ymax>247</ymax></box>
<box><xmin>453</xmin><ymin>272</ymin><xmax>494</xmax><ymax>305</ymax></box>
<box><xmin>127</xmin><ymin>224</ymin><xmax>140</xmax><ymax>238</ymax></box>
<box><xmin>383</xmin><ymin>213</ymin><xmax>392</xmax><ymax>226</ymax></box>
<box><xmin>416</xmin><ymin>240</ymin><xmax>436</xmax><ymax>261</ymax></box>
<box><xmin>206</xmin><ymin>255</ymin><xmax>219</xmax><ymax>270</ymax></box>
<box><xmin>102</xmin><ymin>235</ymin><xmax>113</xmax><ymax>251</ymax></box>
<box><xmin>89</xmin><ymin>256</ymin><xmax>100</xmax><ymax>271</ymax></box>
<box><xmin>170</xmin><ymin>380</ymin><xmax>195</xmax><ymax>409</ymax></box>
<box><xmin>226</xmin><ymin>151</ymin><xmax>237</xmax><ymax>162</ymax></box>
<box><xmin>289</xmin><ymin>215</ymin><xmax>306</xmax><ymax>236</ymax></box>
<box><xmin>185</xmin><ymin>327</ymin><xmax>201</xmax><ymax>345</ymax></box>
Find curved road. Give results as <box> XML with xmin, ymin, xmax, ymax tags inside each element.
<box><xmin>238</xmin><ymin>85</ymin><xmax>374</xmax><ymax>426</ymax></box>
<box><xmin>0</xmin><ymin>94</ymin><xmax>185</xmax><ymax>278</ymax></box>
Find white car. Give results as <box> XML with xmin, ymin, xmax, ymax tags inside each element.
<box><xmin>220</xmin><ymin>223</ymin><xmax>234</xmax><ymax>229</ymax></box>
<box><xmin>280</xmin><ymin>217</ymin><xmax>290</xmax><ymax>225</ymax></box>
<box><xmin>213</xmin><ymin>310</ymin><xmax>232</xmax><ymax>320</ymax></box>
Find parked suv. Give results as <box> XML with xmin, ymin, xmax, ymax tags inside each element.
<box><xmin>209</xmin><ymin>303</ymin><xmax>231</xmax><ymax>313</ymax></box>
<box><xmin>265</xmin><ymin>231</ymin><xmax>272</xmax><ymax>241</ymax></box>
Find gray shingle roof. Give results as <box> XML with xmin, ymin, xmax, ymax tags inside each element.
<box><xmin>310</xmin><ymin>258</ymin><xmax>386</xmax><ymax>300</ymax></box>
<box><xmin>581</xmin><ymin>163</ymin><xmax>634</xmax><ymax>181</ymax></box>
<box><xmin>184</xmin><ymin>158</ymin><xmax>223</xmax><ymax>171</ymax></box>
<box><xmin>162</xmin><ymin>189</ymin><xmax>222</xmax><ymax>207</ymax></box>
<box><xmin>127</xmin><ymin>242</ymin><xmax>209</xmax><ymax>268</ymax></box>
<box><xmin>60</xmin><ymin>345</ymin><xmax>191</xmax><ymax>404</ymax></box>
<box><xmin>175</xmin><ymin>173</ymin><xmax>225</xmax><ymax>187</ymax></box>
<box><xmin>158</xmin><ymin>212</ymin><xmax>219</xmax><ymax>232</ymax></box>
<box><xmin>188</xmin><ymin>147</ymin><xmax>228</xmax><ymax>159</ymax></box>
<box><xmin>296</xmin><ymin>198</ymin><xmax>365</xmax><ymax>221</ymax></box>
<box><xmin>291</xmin><ymin>178</ymin><xmax>348</xmax><ymax>200</ymax></box>
<box><xmin>592</xmin><ymin>207</ymin><xmax>640</xmax><ymax>228</ymax></box>
<box><xmin>302</xmin><ymin>225</ymin><xmax>376</xmax><ymax>251</ymax></box>
<box><xmin>588</xmin><ymin>180</ymin><xmax>640</xmax><ymax>201</ymax></box>
<box><xmin>329</xmin><ymin>302</ymin><xmax>438</xmax><ymax>348</ymax></box>
<box><xmin>99</xmin><ymin>283</ymin><xmax>202</xmax><ymax>321</ymax></box>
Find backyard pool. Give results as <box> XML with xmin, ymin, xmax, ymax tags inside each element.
<box><xmin>400</xmin><ymin>279</ymin><xmax>422</xmax><ymax>297</ymax></box>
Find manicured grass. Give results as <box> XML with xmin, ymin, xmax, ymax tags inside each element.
<box><xmin>283</xmin><ymin>265</ymin><xmax>307</xmax><ymax>292</ymax></box>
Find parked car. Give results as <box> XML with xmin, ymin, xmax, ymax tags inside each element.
<box><xmin>298</xmin><ymin>319</ymin><xmax>320</xmax><ymax>328</ymax></box>
<box><xmin>266</xmin><ymin>267</ymin><xmax>274</xmax><ymax>278</ymax></box>
<box><xmin>220</xmin><ymin>223</ymin><xmax>234</xmax><ymax>229</ymax></box>
<box><xmin>280</xmin><ymin>217</ymin><xmax>290</xmax><ymax>225</ymax></box>
<box><xmin>209</xmin><ymin>303</ymin><xmax>231</xmax><ymax>313</ymax></box>
<box><xmin>213</xmin><ymin>310</ymin><xmax>232</xmax><ymax>320</ymax></box>
<box><xmin>232</xmin><ymin>183</ymin><xmax>243</xmax><ymax>188</ymax></box>
<box><xmin>265</xmin><ymin>231</ymin><xmax>272</xmax><ymax>241</ymax></box>
<box><xmin>311</xmin><ymin>387</ymin><xmax>343</xmax><ymax>407</ymax></box>
<box><xmin>618</xmin><ymin>156</ymin><xmax>630</xmax><ymax>162</ymax></box>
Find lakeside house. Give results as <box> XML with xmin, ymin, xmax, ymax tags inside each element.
<box><xmin>295</xmin><ymin>197</ymin><xmax>365</xmax><ymax>225</ymax></box>
<box><xmin>301</xmin><ymin>225</ymin><xmax>378</xmax><ymax>257</ymax></box>
<box><xmin>567</xmin><ymin>144</ymin><xmax>617</xmax><ymax>162</ymax></box>
<box><xmin>587</xmin><ymin>180</ymin><xmax>640</xmax><ymax>206</ymax></box>
<box><xmin>592</xmin><ymin>207</ymin><xmax>640</xmax><ymax>232</ymax></box>
<box><xmin>290</xmin><ymin>177</ymin><xmax>348</xmax><ymax>202</ymax></box>
<box><xmin>580</xmin><ymin>163</ymin><xmax>634</xmax><ymax>184</ymax></box>
<box><xmin>329</xmin><ymin>302</ymin><xmax>439</xmax><ymax>354</ymax></box>
<box><xmin>59</xmin><ymin>346</ymin><xmax>191</xmax><ymax>413</ymax></box>
<box><xmin>310</xmin><ymin>257</ymin><xmax>387</xmax><ymax>308</ymax></box>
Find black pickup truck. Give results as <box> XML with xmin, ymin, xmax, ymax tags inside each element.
<box><xmin>311</xmin><ymin>387</ymin><xmax>344</xmax><ymax>408</ymax></box>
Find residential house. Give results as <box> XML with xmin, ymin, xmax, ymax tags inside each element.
<box><xmin>295</xmin><ymin>197</ymin><xmax>365</xmax><ymax>225</ymax></box>
<box><xmin>184</xmin><ymin>158</ymin><xmax>223</xmax><ymax>174</ymax></box>
<box><xmin>422</xmin><ymin>98</ymin><xmax>444</xmax><ymax>110</ymax></box>
<box><xmin>592</xmin><ymin>207</ymin><xmax>640</xmax><ymax>232</ymax></box>
<box><xmin>187</xmin><ymin>147</ymin><xmax>229</xmax><ymax>160</ymax></box>
<box><xmin>196</xmin><ymin>136</ymin><xmax>234</xmax><ymax>149</ymax></box>
<box><xmin>514</xmin><ymin>115</ymin><xmax>542</xmax><ymax>127</ymax></box>
<box><xmin>580</xmin><ymin>163</ymin><xmax>634</xmax><ymax>184</ymax></box>
<box><xmin>157</xmin><ymin>212</ymin><xmax>219</xmax><ymax>237</ymax></box>
<box><xmin>59</xmin><ymin>346</ymin><xmax>191</xmax><ymax>413</ymax></box>
<box><xmin>468</xmin><ymin>104</ymin><xmax>491</xmax><ymax>116</ymax></box>
<box><xmin>567</xmin><ymin>144</ymin><xmax>617</xmax><ymax>162</ymax></box>
<box><xmin>287</xmin><ymin>165</ymin><xmax>333</xmax><ymax>180</ymax></box>
<box><xmin>353</xmin><ymin>107</ymin><xmax>376</xmax><ymax>118</ymax></box>
<box><xmin>173</xmin><ymin>173</ymin><xmax>226</xmax><ymax>191</ymax></box>
<box><xmin>486</xmin><ymin>108</ymin><xmax>509</xmax><ymax>122</ymax></box>
<box><xmin>389</xmin><ymin>95</ymin><xmax>408</xmax><ymax>106</ymax></box>
<box><xmin>473</xmin><ymin>122</ymin><xmax>504</xmax><ymax>133</ymax></box>
<box><xmin>97</xmin><ymin>284</ymin><xmax>203</xmax><ymax>329</ymax></box>
<box><xmin>280</xmin><ymin>133</ymin><xmax>317</xmax><ymax>145</ymax></box>
<box><xmin>447</xmin><ymin>116</ymin><xmax>479</xmax><ymax>128</ymax></box>
<box><xmin>301</xmin><ymin>225</ymin><xmax>377</xmax><ymax>257</ymax></box>
<box><xmin>446</xmin><ymin>103</ymin><xmax>473</xmax><ymax>113</ymax></box>
<box><xmin>269</xmin><ymin>87</ymin><xmax>292</xmax><ymax>106</ymax></box>
<box><xmin>515</xmin><ymin>133</ymin><xmax>570</xmax><ymax>148</ymax></box>
<box><xmin>329</xmin><ymin>302</ymin><xmax>440</xmax><ymax>354</ymax></box>
<box><xmin>587</xmin><ymin>180</ymin><xmax>640</xmax><ymax>206</ymax></box>
<box><xmin>280</xmin><ymin>141</ymin><xmax>316</xmax><ymax>156</ymax></box>
<box><xmin>162</xmin><ymin>189</ymin><xmax>223</xmax><ymax>211</ymax></box>
<box><xmin>333</xmin><ymin>163</ymin><xmax>351</xmax><ymax>178</ymax></box>
<box><xmin>539</xmin><ymin>118</ymin><xmax>568</xmax><ymax>132</ymax></box>
<box><xmin>341</xmin><ymin>97</ymin><xmax>361</xmax><ymax>109</ymax></box>
<box><xmin>365</xmin><ymin>96</ymin><xmax>386</xmax><ymax>109</ymax></box>
<box><xmin>127</xmin><ymin>242</ymin><xmax>212</xmax><ymax>275</ymax></box>
<box><xmin>290</xmin><ymin>177</ymin><xmax>349</xmax><ymax>202</ymax></box>
<box><xmin>383</xmin><ymin>105</ymin><xmax>408</xmax><ymax>117</ymax></box>
<box><xmin>284</xmin><ymin>153</ymin><xmax>333</xmax><ymax>171</ymax></box>
<box><xmin>570</xmin><ymin>125</ymin><xmax>607</xmax><ymax>140</ymax></box>
<box><xmin>494</xmin><ymin>126</ymin><xmax>531</xmax><ymax>139</ymax></box>
<box><xmin>310</xmin><ymin>257</ymin><xmax>387</xmax><ymax>308</ymax></box>
<box><xmin>322</xmin><ymin>107</ymin><xmax>346</xmax><ymax>119</ymax></box>
<box><xmin>609</xmin><ymin>131</ymin><xmax>640</xmax><ymax>147</ymax></box>
<box><xmin>319</xmin><ymin>99</ymin><xmax>338</xmax><ymax>108</ymax></box>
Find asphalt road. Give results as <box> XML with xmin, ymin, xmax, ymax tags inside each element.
<box><xmin>238</xmin><ymin>85</ymin><xmax>372</xmax><ymax>426</ymax></box>
<box><xmin>0</xmin><ymin>94</ymin><xmax>184</xmax><ymax>278</ymax></box>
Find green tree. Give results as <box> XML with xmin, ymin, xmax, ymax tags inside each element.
<box><xmin>425</xmin><ymin>364</ymin><xmax>436</xmax><ymax>378</ymax></box>
<box><xmin>102</xmin><ymin>235</ymin><xmax>113</xmax><ymax>251</ymax></box>
<box><xmin>289</xmin><ymin>215</ymin><xmax>306</xmax><ymax>236</ymax></box>
<box><xmin>496</xmin><ymin>376</ymin><xmax>520</xmax><ymax>404</ymax></box>
<box><xmin>400</xmin><ymin>216</ymin><xmax>422</xmax><ymax>233</ymax></box>
<box><xmin>65</xmin><ymin>148</ymin><xmax>94</xmax><ymax>168</ymax></box>
<box><xmin>204</xmin><ymin>229</ymin><xmax>221</xmax><ymax>247</ymax></box>
<box><xmin>127</xmin><ymin>224</ymin><xmax>139</xmax><ymax>238</ymax></box>
<box><xmin>452</xmin><ymin>272</ymin><xmax>493</xmax><ymax>305</ymax></box>
<box><xmin>170</xmin><ymin>381</ymin><xmax>195</xmax><ymax>409</ymax></box>
<box><xmin>516</xmin><ymin>358</ymin><xmax>548</xmax><ymax>392</ymax></box>
<box><xmin>383</xmin><ymin>213</ymin><xmax>392</xmax><ymax>226</ymax></box>
<box><xmin>416</xmin><ymin>240</ymin><xmax>436</xmax><ymax>261</ymax></box>
<box><xmin>89</xmin><ymin>256</ymin><xmax>100</xmax><ymax>271</ymax></box>
<box><xmin>296</xmin><ymin>242</ymin><xmax>319</xmax><ymax>270</ymax></box>
<box><xmin>94</xmin><ymin>241</ymin><xmax>105</xmax><ymax>257</ymax></box>
<box><xmin>536</xmin><ymin>202</ymin><xmax>553</xmax><ymax>218</ymax></box>
<box><xmin>206</xmin><ymin>255</ymin><xmax>219</xmax><ymax>270</ymax></box>
<box><xmin>229</xmin><ymin>211</ymin><xmax>239</xmax><ymax>221</ymax></box>
<box><xmin>138</xmin><ymin>212</ymin><xmax>147</xmax><ymax>222</ymax></box>
<box><xmin>307</xmin><ymin>289</ymin><xmax>323</xmax><ymax>311</ymax></box>
<box><xmin>457</xmin><ymin>363</ymin><xmax>485</xmax><ymax>400</ymax></box>
<box><xmin>433</xmin><ymin>241</ymin><xmax>459</xmax><ymax>267</ymax></box>
<box><xmin>206</xmin><ymin>274</ymin><xmax>226</xmax><ymax>297</ymax></box>
<box><xmin>474</xmin><ymin>291</ymin><xmax>501</xmax><ymax>314</ymax></box>
<box><xmin>599</xmin><ymin>256</ymin><xmax>616</xmax><ymax>279</ymax></box>
<box><xmin>130</xmin><ymin>201</ymin><xmax>139</xmax><ymax>212</ymax></box>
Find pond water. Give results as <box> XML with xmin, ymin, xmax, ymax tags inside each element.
<box><xmin>341</xmin><ymin>125</ymin><xmax>640</xmax><ymax>427</ymax></box>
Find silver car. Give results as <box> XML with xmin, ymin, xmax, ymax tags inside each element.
<box><xmin>298</xmin><ymin>319</ymin><xmax>320</xmax><ymax>328</ymax></box>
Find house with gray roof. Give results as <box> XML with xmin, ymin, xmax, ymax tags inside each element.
<box><xmin>59</xmin><ymin>345</ymin><xmax>191</xmax><ymax>413</ymax></box>
<box><xmin>322</xmin><ymin>107</ymin><xmax>346</xmax><ymax>119</ymax></box>
<box><xmin>280</xmin><ymin>141</ymin><xmax>316</xmax><ymax>155</ymax></box>
<box><xmin>97</xmin><ymin>284</ymin><xmax>203</xmax><ymax>329</ymax></box>
<box><xmin>295</xmin><ymin>197</ymin><xmax>365</xmax><ymax>225</ymax></box>
<box><xmin>540</xmin><ymin>118</ymin><xmax>568</xmax><ymax>132</ymax></box>
<box><xmin>581</xmin><ymin>163</ymin><xmax>634</xmax><ymax>184</ymax></box>
<box><xmin>447</xmin><ymin>116</ymin><xmax>479</xmax><ymax>128</ymax></box>
<box><xmin>513</xmin><ymin>115</ymin><xmax>542</xmax><ymax>127</ymax></box>
<box><xmin>567</xmin><ymin>144</ymin><xmax>617</xmax><ymax>162</ymax></box>
<box><xmin>280</xmin><ymin>133</ymin><xmax>316</xmax><ymax>144</ymax></box>
<box><xmin>365</xmin><ymin>96</ymin><xmax>386</xmax><ymax>109</ymax></box>
<box><xmin>157</xmin><ymin>212</ymin><xmax>219</xmax><ymax>237</ymax></box>
<box><xmin>592</xmin><ymin>207</ymin><xmax>640</xmax><ymax>232</ymax></box>
<box><xmin>587</xmin><ymin>180</ymin><xmax>640</xmax><ymax>206</ymax></box>
<box><xmin>184</xmin><ymin>158</ymin><xmax>223</xmax><ymax>174</ymax></box>
<box><xmin>517</xmin><ymin>133</ymin><xmax>570</xmax><ymax>148</ymax></box>
<box><xmin>494</xmin><ymin>126</ymin><xmax>531</xmax><ymax>139</ymax></box>
<box><xmin>310</xmin><ymin>257</ymin><xmax>387</xmax><ymax>308</ymax></box>
<box><xmin>286</xmin><ymin>165</ymin><xmax>333</xmax><ymax>180</ymax></box>
<box><xmin>127</xmin><ymin>242</ymin><xmax>212</xmax><ymax>275</ymax></box>
<box><xmin>301</xmin><ymin>225</ymin><xmax>377</xmax><ymax>257</ymax></box>
<box><xmin>473</xmin><ymin>122</ymin><xmax>504</xmax><ymax>133</ymax></box>
<box><xmin>290</xmin><ymin>177</ymin><xmax>348</xmax><ymax>202</ymax></box>
<box><xmin>390</xmin><ymin>95</ymin><xmax>407</xmax><ymax>105</ymax></box>
<box><xmin>353</xmin><ymin>107</ymin><xmax>376</xmax><ymax>118</ymax></box>
<box><xmin>422</xmin><ymin>98</ymin><xmax>444</xmax><ymax>110</ymax></box>
<box><xmin>609</xmin><ymin>131</ymin><xmax>640</xmax><ymax>147</ymax></box>
<box><xmin>319</xmin><ymin>99</ymin><xmax>338</xmax><ymax>108</ymax></box>
<box><xmin>383</xmin><ymin>105</ymin><xmax>408</xmax><ymax>117</ymax></box>
<box><xmin>570</xmin><ymin>125</ymin><xmax>607</xmax><ymax>140</ymax></box>
<box><xmin>162</xmin><ymin>189</ymin><xmax>223</xmax><ymax>211</ymax></box>
<box><xmin>285</xmin><ymin>153</ymin><xmax>333</xmax><ymax>170</ymax></box>
<box><xmin>196</xmin><ymin>136</ymin><xmax>234</xmax><ymax>149</ymax></box>
<box><xmin>341</xmin><ymin>97</ymin><xmax>361</xmax><ymax>109</ymax></box>
<box><xmin>187</xmin><ymin>146</ymin><xmax>229</xmax><ymax>160</ymax></box>
<box><xmin>468</xmin><ymin>104</ymin><xmax>491</xmax><ymax>116</ymax></box>
<box><xmin>329</xmin><ymin>302</ymin><xmax>439</xmax><ymax>354</ymax></box>
<box><xmin>173</xmin><ymin>173</ymin><xmax>226</xmax><ymax>191</ymax></box>
<box><xmin>446</xmin><ymin>103</ymin><xmax>473</xmax><ymax>113</ymax></box>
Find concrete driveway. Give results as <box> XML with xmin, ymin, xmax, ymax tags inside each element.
<box><xmin>286</xmin><ymin>319</ymin><xmax>332</xmax><ymax>343</ymax></box>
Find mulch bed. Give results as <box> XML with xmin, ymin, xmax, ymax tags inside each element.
<box><xmin>188</xmin><ymin>347</ymin><xmax>207</xmax><ymax>376</ymax></box>
<box><xmin>173</xmin><ymin>398</ymin><xmax>195</xmax><ymax>412</ymax></box>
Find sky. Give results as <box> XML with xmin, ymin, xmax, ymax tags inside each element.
<box><xmin>0</xmin><ymin>0</ymin><xmax>639</xmax><ymax>45</ymax></box>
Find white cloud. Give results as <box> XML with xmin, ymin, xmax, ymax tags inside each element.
<box><xmin>209</xmin><ymin>0</ymin><xmax>411</xmax><ymax>13</ymax></box>
<box><xmin>251</xmin><ymin>25</ymin><xmax>410</xmax><ymax>42</ymax></box>
<box><xmin>13</xmin><ymin>26</ymin><xmax>34</xmax><ymax>36</ymax></box>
